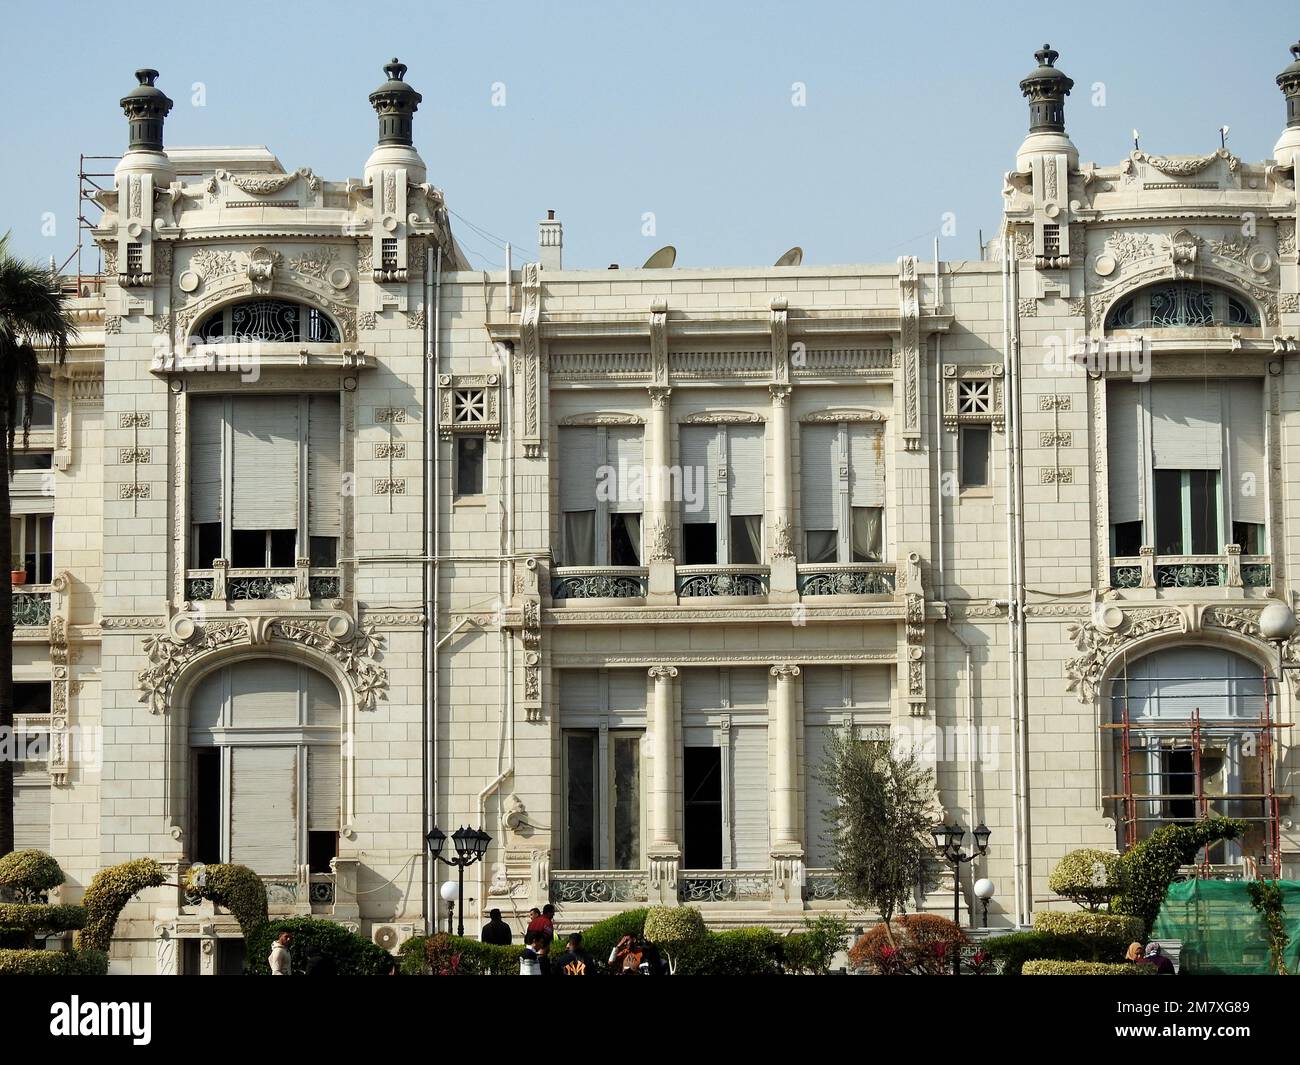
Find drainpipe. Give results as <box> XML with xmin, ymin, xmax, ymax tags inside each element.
<box><xmin>425</xmin><ymin>244</ymin><xmax>442</xmax><ymax>931</ymax></box>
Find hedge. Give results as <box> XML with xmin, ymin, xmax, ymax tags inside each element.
<box><xmin>183</xmin><ymin>864</ymin><xmax>268</xmax><ymax>941</ymax></box>
<box><xmin>78</xmin><ymin>859</ymin><xmax>167</xmax><ymax>953</ymax></box>
<box><xmin>0</xmin><ymin>904</ymin><xmax>86</xmax><ymax>937</ymax></box>
<box><xmin>1033</xmin><ymin>911</ymin><xmax>1143</xmax><ymax>942</ymax></box>
<box><xmin>676</xmin><ymin>928</ymin><xmax>784</xmax><ymax>975</ymax></box>
<box><xmin>398</xmin><ymin>934</ymin><xmax>522</xmax><ymax>975</ymax></box>
<box><xmin>1022</xmin><ymin>960</ymin><xmax>1155</xmax><ymax>976</ymax></box>
<box><xmin>0</xmin><ymin>850</ymin><xmax>65</xmax><ymax>895</ymax></box>
<box><xmin>579</xmin><ymin>908</ymin><xmax>648</xmax><ymax>963</ymax></box>
<box><xmin>0</xmin><ymin>947</ymin><xmax>109</xmax><ymax>976</ymax></box>
<box><xmin>246</xmin><ymin>917</ymin><xmax>392</xmax><ymax>976</ymax></box>
<box><xmin>984</xmin><ymin>931</ymin><xmax>1124</xmax><ymax>974</ymax></box>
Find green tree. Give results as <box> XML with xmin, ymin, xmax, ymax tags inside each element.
<box><xmin>0</xmin><ymin>236</ymin><xmax>74</xmax><ymax>855</ymax></box>
<box><xmin>817</xmin><ymin>730</ymin><xmax>939</xmax><ymax>923</ymax></box>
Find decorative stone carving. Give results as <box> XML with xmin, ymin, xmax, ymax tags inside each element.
<box><xmin>518</xmin><ymin>263</ymin><xmax>542</xmax><ymax>458</ymax></box>
<box><xmin>897</xmin><ymin>257</ymin><xmax>922</xmax><ymax>449</ymax></box>
<box><xmin>1064</xmin><ymin>609</ymin><xmax>1185</xmax><ymax>703</ymax></box>
<box><xmin>646</xmin><ymin>517</ymin><xmax>673</xmax><ymax>563</ymax></box>
<box><xmin>1134</xmin><ymin>149</ymin><xmax>1238</xmax><ymax>178</ymax></box>
<box><xmin>438</xmin><ymin>373</ymin><xmax>501</xmax><ymax>439</ymax></box>
<box><xmin>770</xmin><ymin>517</ymin><xmax>794</xmax><ymax>560</ymax></box>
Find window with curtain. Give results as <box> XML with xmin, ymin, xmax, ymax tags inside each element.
<box><xmin>189</xmin><ymin>393</ymin><xmax>342</xmax><ymax>568</ymax></box>
<box><xmin>680</xmin><ymin>423</ymin><xmax>765</xmax><ymax>565</ymax></box>
<box><xmin>187</xmin><ymin>659</ymin><xmax>342</xmax><ymax>875</ymax></box>
<box><xmin>800</xmin><ymin>422</ymin><xmax>884</xmax><ymax>563</ymax></box>
<box><xmin>10</xmin><ymin>514</ymin><xmax>53</xmax><ymax>584</ymax></box>
<box><xmin>558</xmin><ymin>426</ymin><xmax>644</xmax><ymax>566</ymax></box>
<box><xmin>1107</xmin><ymin>379</ymin><xmax>1265</xmax><ymax>556</ymax></box>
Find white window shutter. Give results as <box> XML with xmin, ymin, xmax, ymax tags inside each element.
<box><xmin>680</xmin><ymin>426</ymin><xmax>720</xmax><ymax>523</ymax></box>
<box><xmin>727</xmin><ymin>425</ymin><xmax>765</xmax><ymax>516</ymax></box>
<box><xmin>848</xmin><ymin>424</ymin><xmax>885</xmax><ymax>507</ymax></box>
<box><xmin>606</xmin><ymin>670</ymin><xmax>649</xmax><ymax>714</ymax></box>
<box><xmin>727</xmin><ymin>668</ymin><xmax>769</xmax><ymax>709</ymax></box>
<box><xmin>1226</xmin><ymin>380</ymin><xmax>1266</xmax><ymax>525</ymax></box>
<box><xmin>558</xmin><ymin>670</ymin><xmax>601</xmax><ymax>717</ymax></box>
<box><xmin>1107</xmin><ymin>382</ymin><xmax>1145</xmax><ymax>524</ymax></box>
<box><xmin>803</xmin><ymin>724</ymin><xmax>836</xmax><ymax>867</ymax></box>
<box><xmin>229</xmin><ymin>659</ymin><xmax>301</xmax><ymax>726</ymax></box>
<box><xmin>305</xmin><ymin>667</ymin><xmax>342</xmax><ymax>728</ymax></box>
<box><xmin>189</xmin><ymin>396</ymin><xmax>224</xmax><ymax>525</ymax></box>
<box><xmin>730</xmin><ymin>725</ymin><xmax>770</xmax><ymax>867</ymax></box>
<box><xmin>1151</xmin><ymin>381</ymin><xmax>1222</xmax><ymax>470</ymax></box>
<box><xmin>849</xmin><ymin>665</ymin><xmax>891</xmax><ymax>706</ymax></box>
<box><xmin>682</xmin><ymin>668</ymin><xmax>722</xmax><ymax>714</ymax></box>
<box><xmin>14</xmin><ymin>782</ymin><xmax>50</xmax><ymax>852</ymax></box>
<box><xmin>801</xmin><ymin>425</ymin><xmax>837</xmax><ymax>533</ymax></box>
<box><xmin>189</xmin><ymin>668</ymin><xmax>227</xmax><ymax>735</ymax></box>
<box><xmin>231</xmin><ymin>397</ymin><xmax>299</xmax><ymax>530</ymax></box>
<box><xmin>308</xmin><ymin>745</ymin><xmax>341</xmax><ymax>833</ymax></box>
<box><xmin>307</xmin><ymin>394</ymin><xmax>342</xmax><ymax>538</ymax></box>
<box><xmin>607</xmin><ymin>428</ymin><xmax>645</xmax><ymax>513</ymax></box>
<box><xmin>559</xmin><ymin>427</ymin><xmax>598</xmax><ymax>513</ymax></box>
<box><xmin>229</xmin><ymin>746</ymin><xmax>298</xmax><ymax>874</ymax></box>
<box><xmin>802</xmin><ymin>665</ymin><xmax>846</xmax><ymax>711</ymax></box>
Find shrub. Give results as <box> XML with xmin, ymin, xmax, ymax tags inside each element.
<box><xmin>676</xmin><ymin>928</ymin><xmax>784</xmax><ymax>976</ymax></box>
<box><xmin>849</xmin><ymin>913</ymin><xmax>969</xmax><ymax>975</ymax></box>
<box><xmin>0</xmin><ymin>850</ymin><xmax>65</xmax><ymax>895</ymax></box>
<box><xmin>1247</xmin><ymin>880</ymin><xmax>1290</xmax><ymax>976</ymax></box>
<box><xmin>183</xmin><ymin>863</ymin><xmax>268</xmax><ymax>941</ymax></box>
<box><xmin>397</xmin><ymin>933</ymin><xmax>528</xmax><ymax>975</ymax></box>
<box><xmin>1022</xmin><ymin>960</ymin><xmax>1155</xmax><ymax>976</ymax></box>
<box><xmin>246</xmin><ymin>916</ymin><xmax>391</xmax><ymax>976</ymax></box>
<box><xmin>0</xmin><ymin>947</ymin><xmax>107</xmax><ymax>976</ymax></box>
<box><xmin>580</xmin><ymin>908</ymin><xmax>648</xmax><ymax>966</ymax></box>
<box><xmin>784</xmin><ymin>915</ymin><xmax>851</xmax><ymax>975</ymax></box>
<box><xmin>1033</xmin><ymin>911</ymin><xmax>1142</xmax><ymax>942</ymax></box>
<box><xmin>1049</xmin><ymin>849</ymin><xmax>1119</xmax><ymax>911</ymax></box>
<box><xmin>984</xmin><ymin>930</ymin><xmax>1133</xmax><ymax>974</ymax></box>
<box><xmin>1112</xmin><ymin>819</ymin><xmax>1248</xmax><ymax>938</ymax></box>
<box><xmin>0</xmin><ymin>905</ymin><xmax>85</xmax><ymax>937</ymax></box>
<box><xmin>78</xmin><ymin>858</ymin><xmax>167</xmax><ymax>953</ymax></box>
<box><xmin>644</xmin><ymin>906</ymin><xmax>706</xmax><ymax>972</ymax></box>
<box><xmin>0</xmin><ymin>851</ymin><xmax>104</xmax><ymax>976</ymax></box>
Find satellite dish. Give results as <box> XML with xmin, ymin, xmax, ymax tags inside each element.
<box><xmin>774</xmin><ymin>246</ymin><xmax>803</xmax><ymax>267</ymax></box>
<box><xmin>642</xmin><ymin>245</ymin><xmax>677</xmax><ymax>269</ymax></box>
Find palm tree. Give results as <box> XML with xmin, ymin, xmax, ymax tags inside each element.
<box><xmin>0</xmin><ymin>234</ymin><xmax>74</xmax><ymax>855</ymax></box>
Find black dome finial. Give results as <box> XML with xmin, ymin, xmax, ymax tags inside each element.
<box><xmin>1019</xmin><ymin>43</ymin><xmax>1073</xmax><ymax>135</ymax></box>
<box><xmin>1278</xmin><ymin>41</ymin><xmax>1300</xmax><ymax>129</ymax></box>
<box><xmin>120</xmin><ymin>68</ymin><xmax>173</xmax><ymax>152</ymax></box>
<box><xmin>369</xmin><ymin>57</ymin><xmax>423</xmax><ymax>148</ymax></box>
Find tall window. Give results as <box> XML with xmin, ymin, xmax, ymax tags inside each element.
<box><xmin>680</xmin><ymin>424</ymin><xmax>764</xmax><ymax>565</ymax></box>
<box><xmin>196</xmin><ymin>299</ymin><xmax>340</xmax><ymax>344</ymax></box>
<box><xmin>558</xmin><ymin>670</ymin><xmax>645</xmax><ymax>870</ymax></box>
<box><xmin>557</xmin><ymin>426</ymin><xmax>643</xmax><ymax>566</ymax></box>
<box><xmin>10</xmin><ymin>515</ymin><xmax>53</xmax><ymax>584</ymax></box>
<box><xmin>455</xmin><ymin>435</ymin><xmax>484</xmax><ymax>497</ymax></box>
<box><xmin>189</xmin><ymin>394</ymin><xmax>342</xmax><ymax>568</ymax></box>
<box><xmin>800</xmin><ymin>422</ymin><xmax>884</xmax><ymax>563</ymax></box>
<box><xmin>188</xmin><ymin>660</ymin><xmax>341</xmax><ymax>874</ymax></box>
<box><xmin>1107</xmin><ymin>379</ymin><xmax>1264</xmax><ymax>556</ymax></box>
<box><xmin>1106</xmin><ymin>282</ymin><xmax>1259</xmax><ymax>330</ymax></box>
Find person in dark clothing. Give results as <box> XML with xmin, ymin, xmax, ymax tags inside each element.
<box><xmin>526</xmin><ymin>904</ymin><xmax>556</xmax><ymax>947</ymax></box>
<box><xmin>554</xmin><ymin>932</ymin><xmax>596</xmax><ymax>976</ymax></box>
<box><xmin>481</xmin><ymin>908</ymin><xmax>513</xmax><ymax>946</ymax></box>
<box><xmin>1141</xmin><ymin>942</ymin><xmax>1175</xmax><ymax>975</ymax></box>
<box><xmin>303</xmin><ymin>946</ymin><xmax>336</xmax><ymax>975</ymax></box>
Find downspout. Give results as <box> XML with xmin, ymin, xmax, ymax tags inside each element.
<box><xmin>426</xmin><ymin>244</ymin><xmax>442</xmax><ymax>929</ymax></box>
<box><xmin>1010</xmin><ymin>253</ymin><xmax>1031</xmax><ymax>926</ymax></box>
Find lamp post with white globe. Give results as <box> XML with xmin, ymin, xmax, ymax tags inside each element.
<box><xmin>426</xmin><ymin>825</ymin><xmax>492</xmax><ymax>937</ymax></box>
<box><xmin>973</xmin><ymin>878</ymin><xmax>995</xmax><ymax>927</ymax></box>
<box><xmin>439</xmin><ymin>880</ymin><xmax>459</xmax><ymax>935</ymax></box>
<box><xmin>1259</xmin><ymin>602</ymin><xmax>1300</xmax><ymax>675</ymax></box>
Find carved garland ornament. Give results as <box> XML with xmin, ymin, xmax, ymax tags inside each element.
<box><xmin>136</xmin><ymin>616</ymin><xmax>387</xmax><ymax>714</ymax></box>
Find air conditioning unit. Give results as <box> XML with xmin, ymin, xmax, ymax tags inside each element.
<box><xmin>371</xmin><ymin>923</ymin><xmax>416</xmax><ymax>952</ymax></box>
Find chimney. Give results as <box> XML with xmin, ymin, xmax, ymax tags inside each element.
<box><xmin>1275</xmin><ymin>41</ymin><xmax>1300</xmax><ymax>169</ymax></box>
<box><xmin>120</xmin><ymin>69</ymin><xmax>173</xmax><ymax>153</ymax></box>
<box><xmin>539</xmin><ymin>209</ymin><xmax>563</xmax><ymax>270</ymax></box>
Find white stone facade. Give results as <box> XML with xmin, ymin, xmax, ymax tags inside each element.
<box><xmin>15</xmin><ymin>47</ymin><xmax>1300</xmax><ymax>970</ymax></box>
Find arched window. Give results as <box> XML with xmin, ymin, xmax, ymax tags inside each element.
<box><xmin>1105</xmin><ymin>282</ymin><xmax>1258</xmax><ymax>330</ymax></box>
<box><xmin>196</xmin><ymin>299</ymin><xmax>340</xmax><ymax>344</ymax></box>
<box><xmin>187</xmin><ymin>659</ymin><xmax>341</xmax><ymax>875</ymax></box>
<box><xmin>1109</xmin><ymin>646</ymin><xmax>1272</xmax><ymax>863</ymax></box>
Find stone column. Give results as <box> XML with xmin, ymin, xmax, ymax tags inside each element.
<box><xmin>770</xmin><ymin>663</ymin><xmax>805</xmax><ymax>909</ymax></box>
<box><xmin>768</xmin><ymin>385</ymin><xmax>797</xmax><ymax>601</ymax></box>
<box><xmin>646</xmin><ymin>388</ymin><xmax>676</xmax><ymax>604</ymax></box>
<box><xmin>647</xmin><ymin>664</ymin><xmax>680</xmax><ymax>903</ymax></box>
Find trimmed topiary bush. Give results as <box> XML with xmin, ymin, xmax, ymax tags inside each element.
<box><xmin>183</xmin><ymin>863</ymin><xmax>269</xmax><ymax>941</ymax></box>
<box><xmin>0</xmin><ymin>850</ymin><xmax>66</xmax><ymax>896</ymax></box>
<box><xmin>579</xmin><ymin>908</ymin><xmax>648</xmax><ymax>965</ymax></box>
<box><xmin>1048</xmin><ymin>849</ymin><xmax>1119</xmax><ymax>911</ymax></box>
<box><xmin>245</xmin><ymin>916</ymin><xmax>391</xmax><ymax>975</ymax></box>
<box><xmin>398</xmin><ymin>933</ymin><xmax>521</xmax><ymax>975</ymax></box>
<box><xmin>675</xmin><ymin>928</ymin><xmax>784</xmax><ymax>975</ymax></box>
<box><xmin>1034</xmin><ymin>910</ymin><xmax>1142</xmax><ymax>941</ymax></box>
<box><xmin>644</xmin><ymin>905</ymin><xmax>707</xmax><ymax>973</ymax></box>
<box><xmin>1112</xmin><ymin>818</ymin><xmax>1248</xmax><ymax>938</ymax></box>
<box><xmin>0</xmin><ymin>851</ymin><xmax>105</xmax><ymax>975</ymax></box>
<box><xmin>0</xmin><ymin>904</ymin><xmax>86</xmax><ymax>938</ymax></box>
<box><xmin>1022</xmin><ymin>959</ymin><xmax>1154</xmax><ymax>976</ymax></box>
<box><xmin>78</xmin><ymin>858</ymin><xmax>167</xmax><ymax>953</ymax></box>
<box><xmin>0</xmin><ymin>947</ymin><xmax>108</xmax><ymax>976</ymax></box>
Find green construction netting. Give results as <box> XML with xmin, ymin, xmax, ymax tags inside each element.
<box><xmin>1152</xmin><ymin>879</ymin><xmax>1300</xmax><ymax>975</ymax></box>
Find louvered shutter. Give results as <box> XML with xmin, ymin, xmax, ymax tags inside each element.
<box><xmin>680</xmin><ymin>426</ymin><xmax>720</xmax><ymax>523</ymax></box>
<box><xmin>231</xmin><ymin>397</ymin><xmax>299</xmax><ymax>530</ymax></box>
<box><xmin>1226</xmin><ymin>380</ymin><xmax>1265</xmax><ymax>525</ymax></box>
<box><xmin>801</xmin><ymin>425</ymin><xmax>837</xmax><ymax>533</ymax></box>
<box><xmin>802</xmin><ymin>666</ymin><xmax>846</xmax><ymax>711</ymax></box>
<box><xmin>558</xmin><ymin>670</ymin><xmax>601</xmax><ymax>718</ymax></box>
<box><xmin>727</xmin><ymin>668</ymin><xmax>769</xmax><ymax>709</ymax></box>
<box><xmin>731</xmin><ymin>726</ymin><xmax>770</xmax><ymax>867</ymax></box>
<box><xmin>229</xmin><ymin>746</ymin><xmax>298</xmax><ymax>874</ymax></box>
<box><xmin>189</xmin><ymin>396</ymin><xmax>225</xmax><ymax>525</ymax></box>
<box><xmin>607</xmin><ymin>428</ymin><xmax>645</xmax><ymax>513</ymax></box>
<box><xmin>307</xmin><ymin>394</ymin><xmax>341</xmax><ymax>538</ymax></box>
<box><xmin>804</xmin><ymin>725</ymin><xmax>836</xmax><ymax>867</ymax></box>
<box><xmin>305</xmin><ymin>667</ymin><xmax>341</xmax><ymax>728</ymax></box>
<box><xmin>849</xmin><ymin>665</ymin><xmax>891</xmax><ymax>706</ymax></box>
<box><xmin>848</xmin><ymin>424</ymin><xmax>885</xmax><ymax>507</ymax></box>
<box><xmin>559</xmin><ymin>428</ymin><xmax>598</xmax><ymax>512</ymax></box>
<box><xmin>682</xmin><ymin>668</ymin><xmax>722</xmax><ymax>715</ymax></box>
<box><xmin>1151</xmin><ymin>381</ymin><xmax>1222</xmax><ymax>470</ymax></box>
<box><xmin>308</xmin><ymin>745</ymin><xmax>341</xmax><ymax>833</ymax></box>
<box><xmin>13</xmin><ymin>783</ymin><xmax>50</xmax><ymax>852</ymax></box>
<box><xmin>1107</xmin><ymin>382</ymin><xmax>1145</xmax><ymax>524</ymax></box>
<box><xmin>727</xmin><ymin>426</ymin><xmax>765</xmax><ymax>516</ymax></box>
<box><xmin>189</xmin><ymin>669</ymin><xmax>226</xmax><ymax>735</ymax></box>
<box><xmin>607</xmin><ymin>670</ymin><xmax>648</xmax><ymax>715</ymax></box>
<box><xmin>229</xmin><ymin>660</ymin><xmax>300</xmax><ymax>726</ymax></box>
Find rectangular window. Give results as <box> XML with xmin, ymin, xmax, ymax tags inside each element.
<box><xmin>455</xmin><ymin>434</ymin><xmax>484</xmax><ymax>497</ymax></box>
<box><xmin>959</xmin><ymin>425</ymin><xmax>990</xmax><ymax>488</ymax></box>
<box><xmin>191</xmin><ymin>747</ymin><xmax>222</xmax><ymax>866</ymax></box>
<box><xmin>611</xmin><ymin>733</ymin><xmax>641</xmax><ymax>870</ymax></box>
<box><xmin>564</xmin><ymin>732</ymin><xmax>599</xmax><ymax>869</ymax></box>
<box><xmin>10</xmin><ymin>514</ymin><xmax>53</xmax><ymax>584</ymax></box>
<box><xmin>610</xmin><ymin>513</ymin><xmax>641</xmax><ymax>566</ymax></box>
<box><xmin>1113</xmin><ymin>521</ymin><xmax>1143</xmax><ymax>557</ymax></box>
<box><xmin>1154</xmin><ymin>469</ymin><xmax>1220</xmax><ymax>555</ymax></box>
<box><xmin>681</xmin><ymin>424</ymin><xmax>764</xmax><ymax>565</ymax></box>
<box><xmin>1233</xmin><ymin>522</ymin><xmax>1266</xmax><ymax>554</ymax></box>
<box><xmin>683</xmin><ymin>746</ymin><xmax>723</xmax><ymax>869</ymax></box>
<box><xmin>801</xmin><ymin>422</ymin><xmax>885</xmax><ymax>562</ymax></box>
<box><xmin>558</xmin><ymin>426</ymin><xmax>643</xmax><ymax>565</ymax></box>
<box><xmin>682</xmin><ymin>523</ymin><xmax>717</xmax><ymax>565</ymax></box>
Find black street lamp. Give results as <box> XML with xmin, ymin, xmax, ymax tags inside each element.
<box><xmin>425</xmin><ymin>824</ymin><xmax>491</xmax><ymax>937</ymax></box>
<box><xmin>931</xmin><ymin>820</ymin><xmax>990</xmax><ymax>975</ymax></box>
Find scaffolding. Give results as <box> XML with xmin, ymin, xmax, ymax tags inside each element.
<box><xmin>1102</xmin><ymin>669</ymin><xmax>1287</xmax><ymax>878</ymax></box>
<box><xmin>52</xmin><ymin>153</ymin><xmax>119</xmax><ymax>296</ymax></box>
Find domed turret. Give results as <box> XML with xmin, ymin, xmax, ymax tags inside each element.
<box><xmin>1015</xmin><ymin>44</ymin><xmax>1078</xmax><ymax>171</ymax></box>
<box><xmin>364</xmin><ymin>58</ymin><xmax>426</xmax><ymax>184</ymax></box>
<box><xmin>1274</xmin><ymin>41</ymin><xmax>1300</xmax><ymax>169</ymax></box>
<box><xmin>114</xmin><ymin>68</ymin><xmax>175</xmax><ymax>183</ymax></box>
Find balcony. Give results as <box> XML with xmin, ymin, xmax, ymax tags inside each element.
<box><xmin>549</xmin><ymin>870</ymin><xmax>650</xmax><ymax>905</ymax></box>
<box><xmin>12</xmin><ymin>586</ymin><xmax>52</xmax><ymax>627</ymax></box>
<box><xmin>549</xmin><ymin>868</ymin><xmax>847</xmax><ymax>907</ymax></box>
<box><xmin>676</xmin><ymin>565</ymin><xmax>769</xmax><ymax>599</ymax></box>
<box><xmin>796</xmin><ymin>563</ymin><xmax>897</xmax><ymax>597</ymax></box>
<box><xmin>551</xmin><ymin>566</ymin><xmax>648</xmax><ymax>602</ymax></box>
<box><xmin>176</xmin><ymin>859</ymin><xmax>358</xmax><ymax>918</ymax></box>
<box><xmin>1110</xmin><ymin>549</ymin><xmax>1271</xmax><ymax>592</ymax></box>
<box><xmin>184</xmin><ymin>563</ymin><xmax>342</xmax><ymax>605</ymax></box>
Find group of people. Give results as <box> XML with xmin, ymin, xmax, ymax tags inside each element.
<box><xmin>1125</xmin><ymin>940</ymin><xmax>1175</xmax><ymax>974</ymax></box>
<box><xmin>480</xmin><ymin>905</ymin><xmax>669</xmax><ymax>976</ymax></box>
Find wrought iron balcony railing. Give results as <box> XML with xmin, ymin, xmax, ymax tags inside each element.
<box><xmin>551</xmin><ymin>567</ymin><xmax>648</xmax><ymax>601</ymax></box>
<box><xmin>549</xmin><ymin>870</ymin><xmax>650</xmax><ymax>904</ymax></box>
<box><xmin>185</xmin><ymin>563</ymin><xmax>342</xmax><ymax>604</ymax></box>
<box><xmin>12</xmin><ymin>587</ymin><xmax>52</xmax><ymax>627</ymax></box>
<box><xmin>797</xmin><ymin>563</ymin><xmax>897</xmax><ymax>596</ymax></box>
<box><xmin>678</xmin><ymin>870</ymin><xmax>771</xmax><ymax>903</ymax></box>
<box><xmin>676</xmin><ymin>565</ymin><xmax>769</xmax><ymax>598</ymax></box>
<box><xmin>1110</xmin><ymin>550</ymin><xmax>1270</xmax><ymax>591</ymax></box>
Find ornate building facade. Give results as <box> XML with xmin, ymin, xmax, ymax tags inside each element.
<box><xmin>14</xmin><ymin>43</ymin><xmax>1300</xmax><ymax>970</ymax></box>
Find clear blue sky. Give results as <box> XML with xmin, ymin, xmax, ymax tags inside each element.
<box><xmin>1</xmin><ymin>0</ymin><xmax>1295</xmax><ymax>272</ymax></box>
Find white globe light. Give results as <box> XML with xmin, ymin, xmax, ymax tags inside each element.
<box><xmin>439</xmin><ymin>880</ymin><xmax>460</xmax><ymax>903</ymax></box>
<box><xmin>974</xmin><ymin>877</ymin><xmax>996</xmax><ymax>901</ymax></box>
<box><xmin>1259</xmin><ymin>602</ymin><xmax>1298</xmax><ymax>642</ymax></box>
